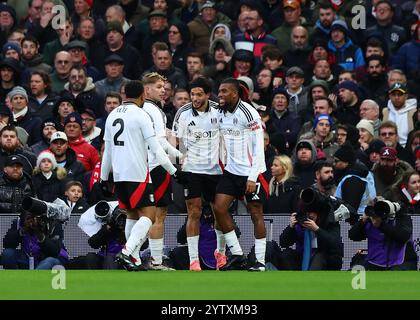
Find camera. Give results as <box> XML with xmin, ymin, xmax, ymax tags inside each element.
<box><xmin>365</xmin><ymin>199</ymin><xmax>401</xmax><ymax>220</ymax></box>
<box><xmin>22</xmin><ymin>197</ymin><xmax>71</xmax><ymax>222</ymax></box>
<box><xmin>95</xmin><ymin>201</ymin><xmax>126</xmax><ymax>228</ymax></box>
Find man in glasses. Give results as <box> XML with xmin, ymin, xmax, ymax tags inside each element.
<box><xmin>378</xmin><ymin>120</ymin><xmax>415</xmax><ymax>166</ymax></box>
<box><xmin>50</xmin><ymin>51</ymin><xmax>72</xmax><ymax>94</ymax></box>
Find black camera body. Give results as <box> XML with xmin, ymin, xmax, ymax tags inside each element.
<box><xmin>365</xmin><ymin>199</ymin><xmax>401</xmax><ymax>220</ymax></box>
<box><xmin>95</xmin><ymin>201</ymin><xmax>126</xmax><ymax>228</ymax></box>
<box><xmin>22</xmin><ymin>197</ymin><xmax>48</xmax><ymax>216</ymax></box>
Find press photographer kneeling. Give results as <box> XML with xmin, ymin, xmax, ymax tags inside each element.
<box><xmin>1</xmin><ymin>197</ymin><xmax>70</xmax><ymax>269</ymax></box>
<box><xmin>279</xmin><ymin>187</ymin><xmax>353</xmax><ymax>270</ymax></box>
<box><xmin>349</xmin><ymin>197</ymin><xmax>413</xmax><ymax>270</ymax></box>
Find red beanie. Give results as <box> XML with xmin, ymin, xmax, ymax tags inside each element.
<box><xmin>84</xmin><ymin>0</ymin><xmax>93</xmax><ymax>8</ymax></box>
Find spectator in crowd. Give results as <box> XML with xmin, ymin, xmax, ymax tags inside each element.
<box><xmin>71</xmin><ymin>0</ymin><xmax>106</xmax><ymax>41</ymax></box>
<box><xmin>309</xmin><ymin>2</ymin><xmax>337</xmax><ymax>43</ymax></box>
<box><xmin>359</xmin><ymin>99</ymin><xmax>381</xmax><ymax>137</ymax></box>
<box><xmin>334</xmin><ymin>123</ymin><xmax>355</xmax><ymax>147</ymax></box>
<box><xmin>266</xmin><ymin>155</ymin><xmax>301</xmax><ymax>214</ymax></box>
<box><xmin>96</xmin><ymin>92</ymin><xmax>122</xmax><ymax>132</ymax></box>
<box><xmin>28</xmin><ymin>70</ymin><xmax>58</xmax><ymax>121</ymax></box>
<box><xmin>334</xmin><ymin>143</ymin><xmax>376</xmax><ymax>220</ymax></box>
<box><xmin>104</xmin><ymin>4</ymin><xmax>139</xmax><ymax>50</ymax></box>
<box><xmin>203</xmin><ymin>38</ymin><xmax>233</xmax><ymax>91</ymax></box>
<box><xmin>0</xmin><ymin>58</ymin><xmax>21</xmax><ymax>102</ymax></box>
<box><xmin>382</xmin><ymin>83</ymin><xmax>417</xmax><ymax>148</ymax></box>
<box><xmin>49</xmin><ymin>131</ymin><xmax>86</xmax><ymax>183</ymax></box>
<box><xmin>81</xmin><ymin>109</ymin><xmax>101</xmax><ymax>151</ymax></box>
<box><xmin>356</xmin><ymin>119</ymin><xmax>375</xmax><ymax>153</ymax></box>
<box><xmin>372</xmin><ymin>146</ymin><xmax>413</xmax><ymax>196</ymax></box>
<box><xmin>63</xmin><ymin>112</ymin><xmax>99</xmax><ymax>172</ymax></box>
<box><xmin>254</xmin><ymin>67</ymin><xmax>274</xmax><ymax>109</ymax></box>
<box><xmin>314</xmin><ymin>160</ymin><xmax>336</xmax><ymax>196</ymax></box>
<box><xmin>387</xmin><ymin>68</ymin><xmax>408</xmax><ymax>88</ymax></box>
<box><xmin>119</xmin><ymin>0</ymin><xmax>150</xmax><ymax>27</ymax></box>
<box><xmin>327</xmin><ymin>20</ymin><xmax>365</xmax><ymax>71</ymax></box>
<box><xmin>94</xmin><ymin>54</ymin><xmax>128</xmax><ymax>102</ymax></box>
<box><xmin>104</xmin><ymin>21</ymin><xmax>142</xmax><ymax>80</ymax></box>
<box><xmin>187</xmin><ymin>1</ymin><xmax>231</xmax><ymax>56</ymax></box>
<box><xmin>61</xmin><ymin>180</ymin><xmax>89</xmax><ymax>213</ymax></box>
<box><xmin>293</xmin><ymin>139</ymin><xmax>317</xmax><ymax>188</ymax></box>
<box><xmin>310</xmin><ymin>59</ymin><xmax>337</xmax><ymax>89</ymax></box>
<box><xmin>284</xmin><ymin>66</ymin><xmax>308</xmax><ymax>116</ymax></box>
<box><xmin>283</xmin><ymin>26</ymin><xmax>311</xmax><ymax>69</ymax></box>
<box><xmin>299</xmin><ymin>94</ymin><xmax>334</xmax><ymax>138</ymax></box>
<box><xmin>364</xmin><ymin>139</ymin><xmax>386</xmax><ymax>169</ymax></box>
<box><xmin>230</xmin><ymin>48</ymin><xmax>255</xmax><ymax>80</ymax></box>
<box><xmin>32</xmin><ymin>150</ymin><xmax>67</xmax><ymax>202</ymax></box>
<box><xmin>185</xmin><ymin>52</ymin><xmax>205</xmax><ymax>81</ymax></box>
<box><xmin>52</xmin><ymin>95</ymin><xmax>82</xmax><ymax>130</ymax></box>
<box><xmin>210</xmin><ymin>23</ymin><xmax>232</xmax><ymax>43</ymax></box>
<box><xmin>364</xmin><ymin>0</ymin><xmax>406</xmax><ymax>58</ymax></box>
<box><xmin>266</xmin><ymin>87</ymin><xmax>301</xmax><ymax>153</ymax></box>
<box><xmin>30</xmin><ymin>119</ymin><xmax>57</xmax><ymax>156</ymax></box>
<box><xmin>335</xmin><ymin>80</ymin><xmax>362</xmax><ymax>127</ymax></box>
<box><xmin>0</xmin><ymin>155</ymin><xmax>34</xmax><ymax>214</ymax></box>
<box><xmin>65</xmin><ymin>40</ymin><xmax>101</xmax><ymax>81</ymax></box>
<box><xmin>359</xmin><ymin>55</ymin><xmax>389</xmax><ymax>108</ymax></box>
<box><xmin>20</xmin><ymin>36</ymin><xmax>52</xmax><ymax>76</ymax></box>
<box><xmin>349</xmin><ymin>196</ymin><xmax>413</xmax><ymax>270</ymax></box>
<box><xmin>2</xmin><ymin>204</ymin><xmax>69</xmax><ymax>269</ymax></box>
<box><xmin>261</xmin><ymin>46</ymin><xmax>286</xmax><ymax>88</ymax></box>
<box><xmin>384</xmin><ymin>170</ymin><xmax>420</xmax><ymax>213</ymax></box>
<box><xmin>167</xmin><ymin>22</ymin><xmax>191</xmax><ymax>73</ymax></box>
<box><xmin>0</xmin><ymin>125</ymin><xmax>36</xmax><ymax>176</ymax></box>
<box><xmin>0</xmin><ymin>4</ymin><xmax>18</xmax><ymax>46</ymax></box>
<box><xmin>50</xmin><ymin>51</ymin><xmax>72</xmax><ymax>94</ymax></box>
<box><xmin>64</xmin><ymin>65</ymin><xmax>103</xmax><ymax>118</ymax></box>
<box><xmin>172</xmin><ymin>88</ymin><xmax>191</xmax><ymax>111</ymax></box>
<box><xmin>379</xmin><ymin>121</ymin><xmax>415</xmax><ymax>166</ymax></box>
<box><xmin>145</xmin><ymin>46</ymin><xmax>188</xmax><ymax>89</ymax></box>
<box><xmin>355</xmin><ymin>35</ymin><xmax>388</xmax><ymax>82</ymax></box>
<box><xmin>8</xmin><ymin>86</ymin><xmax>42</xmax><ymax>146</ymax></box>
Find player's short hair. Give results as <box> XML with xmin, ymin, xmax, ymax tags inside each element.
<box><xmin>65</xmin><ymin>180</ymin><xmax>83</xmax><ymax>192</ymax></box>
<box><xmin>189</xmin><ymin>77</ymin><xmax>211</xmax><ymax>94</ymax></box>
<box><xmin>220</xmin><ymin>77</ymin><xmax>240</xmax><ymax>93</ymax></box>
<box><xmin>125</xmin><ymin>80</ymin><xmax>144</xmax><ymax>98</ymax></box>
<box><xmin>142</xmin><ymin>72</ymin><xmax>167</xmax><ymax>86</ymax></box>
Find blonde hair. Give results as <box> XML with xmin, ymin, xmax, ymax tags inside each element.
<box><xmin>269</xmin><ymin>155</ymin><xmax>293</xmax><ymax>196</ymax></box>
<box><xmin>142</xmin><ymin>72</ymin><xmax>167</xmax><ymax>85</ymax></box>
<box><xmin>33</xmin><ymin>166</ymin><xmax>67</xmax><ymax>180</ymax></box>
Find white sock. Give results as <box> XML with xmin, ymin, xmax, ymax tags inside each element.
<box><xmin>215</xmin><ymin>229</ymin><xmax>226</xmax><ymax>255</ymax></box>
<box><xmin>130</xmin><ymin>242</ymin><xmax>143</xmax><ymax>266</ymax></box>
<box><xmin>149</xmin><ymin>238</ymin><xmax>164</xmax><ymax>265</ymax></box>
<box><xmin>255</xmin><ymin>238</ymin><xmax>266</xmax><ymax>265</ymax></box>
<box><xmin>124</xmin><ymin>218</ymin><xmax>137</xmax><ymax>240</ymax></box>
<box><xmin>187</xmin><ymin>235</ymin><xmax>199</xmax><ymax>263</ymax></box>
<box><xmin>123</xmin><ymin>216</ymin><xmax>152</xmax><ymax>257</ymax></box>
<box><xmin>224</xmin><ymin>230</ymin><xmax>243</xmax><ymax>256</ymax></box>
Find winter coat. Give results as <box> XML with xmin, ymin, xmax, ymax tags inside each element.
<box><xmin>68</xmin><ymin>135</ymin><xmax>100</xmax><ymax>172</ymax></box>
<box><xmin>144</xmin><ymin>65</ymin><xmax>188</xmax><ymax>90</ymax></box>
<box><xmin>52</xmin><ymin>147</ymin><xmax>86</xmax><ymax>183</ymax></box>
<box><xmin>392</xmin><ymin>40</ymin><xmax>420</xmax><ymax>80</ymax></box>
<box><xmin>0</xmin><ymin>148</ymin><xmax>36</xmax><ymax>177</ymax></box>
<box><xmin>327</xmin><ymin>38</ymin><xmax>365</xmax><ymax>71</ymax></box>
<box><xmin>266</xmin><ymin>109</ymin><xmax>302</xmax><ymax>152</ymax></box>
<box><xmin>13</xmin><ymin>110</ymin><xmax>43</xmax><ymax>146</ymax></box>
<box><xmin>63</xmin><ymin>78</ymin><xmax>103</xmax><ymax>118</ymax></box>
<box><xmin>372</xmin><ymin>160</ymin><xmax>413</xmax><ymax>196</ymax></box>
<box><xmin>0</xmin><ymin>172</ymin><xmax>34</xmax><ymax>213</ymax></box>
<box><xmin>265</xmin><ymin>176</ymin><xmax>301</xmax><ymax>214</ymax></box>
<box><xmin>104</xmin><ymin>43</ymin><xmax>142</xmax><ymax>80</ymax></box>
<box><xmin>292</xmin><ymin>139</ymin><xmax>317</xmax><ymax>188</ymax></box>
<box><xmin>28</xmin><ymin>94</ymin><xmax>58</xmax><ymax>121</ymax></box>
<box><xmin>88</xmin><ymin>224</ymin><xmax>124</xmax><ymax>257</ymax></box>
<box><xmin>300</xmin><ymin>131</ymin><xmax>340</xmax><ymax>163</ymax></box>
<box><xmin>32</xmin><ymin>168</ymin><xmax>67</xmax><ymax>203</ymax></box>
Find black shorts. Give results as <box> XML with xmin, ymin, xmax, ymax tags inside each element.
<box><xmin>151</xmin><ymin>166</ymin><xmax>173</xmax><ymax>207</ymax></box>
<box><xmin>215</xmin><ymin>171</ymin><xmax>269</xmax><ymax>204</ymax></box>
<box><xmin>184</xmin><ymin>172</ymin><xmax>221</xmax><ymax>202</ymax></box>
<box><xmin>114</xmin><ymin>181</ymin><xmax>155</xmax><ymax>210</ymax></box>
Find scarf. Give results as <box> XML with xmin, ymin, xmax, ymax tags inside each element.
<box><xmin>13</xmin><ymin>106</ymin><xmax>28</xmax><ymax>122</ymax></box>
<box><xmin>302</xmin><ymin>229</ymin><xmax>312</xmax><ymax>270</ymax></box>
<box><xmin>89</xmin><ymin>161</ymin><xmax>101</xmax><ymax>191</ymax></box>
<box><xmin>401</xmin><ymin>185</ymin><xmax>420</xmax><ymax>205</ymax></box>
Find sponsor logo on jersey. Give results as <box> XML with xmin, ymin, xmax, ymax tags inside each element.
<box><xmin>188</xmin><ymin>121</ymin><xmax>196</xmax><ymax>126</ymax></box>
<box><xmin>248</xmin><ymin>120</ymin><xmax>261</xmax><ymax>131</ymax></box>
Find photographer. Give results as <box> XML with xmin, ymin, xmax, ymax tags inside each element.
<box><xmin>349</xmin><ymin>197</ymin><xmax>413</xmax><ymax>270</ymax></box>
<box><xmin>71</xmin><ymin>201</ymin><xmax>126</xmax><ymax>269</ymax></box>
<box><xmin>278</xmin><ymin>187</ymin><xmax>344</xmax><ymax>270</ymax></box>
<box><xmin>1</xmin><ymin>209</ymin><xmax>69</xmax><ymax>269</ymax></box>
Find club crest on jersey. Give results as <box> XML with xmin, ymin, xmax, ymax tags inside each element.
<box><xmin>149</xmin><ymin>194</ymin><xmax>155</xmax><ymax>203</ymax></box>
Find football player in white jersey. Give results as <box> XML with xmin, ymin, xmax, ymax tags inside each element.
<box><xmin>172</xmin><ymin>77</ymin><xmax>222</xmax><ymax>271</ymax></box>
<box><xmin>214</xmin><ymin>78</ymin><xmax>268</xmax><ymax>271</ymax></box>
<box><xmin>142</xmin><ymin>72</ymin><xmax>183</xmax><ymax>271</ymax></box>
<box><xmin>101</xmin><ymin>80</ymin><xmax>186</xmax><ymax>271</ymax></box>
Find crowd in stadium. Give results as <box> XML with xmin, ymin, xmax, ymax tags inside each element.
<box><xmin>0</xmin><ymin>0</ymin><xmax>419</xmax><ymax>272</ymax></box>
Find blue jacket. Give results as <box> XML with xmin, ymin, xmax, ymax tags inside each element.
<box><xmin>392</xmin><ymin>41</ymin><xmax>420</xmax><ymax>78</ymax></box>
<box><xmin>328</xmin><ymin>38</ymin><xmax>365</xmax><ymax>71</ymax></box>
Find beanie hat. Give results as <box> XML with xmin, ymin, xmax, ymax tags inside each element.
<box><xmin>64</xmin><ymin>112</ymin><xmax>83</xmax><ymax>128</ymax></box>
<box><xmin>7</xmin><ymin>86</ymin><xmax>28</xmax><ymax>101</ymax></box>
<box><xmin>37</xmin><ymin>151</ymin><xmax>57</xmax><ymax>170</ymax></box>
<box><xmin>356</xmin><ymin>119</ymin><xmax>374</xmax><ymax>137</ymax></box>
<box><xmin>313</xmin><ymin>114</ymin><xmax>333</xmax><ymax>129</ymax></box>
<box><xmin>367</xmin><ymin>139</ymin><xmax>385</xmax><ymax>154</ymax></box>
<box><xmin>337</xmin><ymin>80</ymin><xmax>359</xmax><ymax>96</ymax></box>
<box><xmin>106</xmin><ymin>21</ymin><xmax>124</xmax><ymax>35</ymax></box>
<box><xmin>2</xmin><ymin>42</ymin><xmax>21</xmax><ymax>56</ymax></box>
<box><xmin>334</xmin><ymin>144</ymin><xmax>355</xmax><ymax>164</ymax></box>
<box><xmin>309</xmin><ymin>79</ymin><xmax>330</xmax><ymax>95</ymax></box>
<box><xmin>330</xmin><ymin>20</ymin><xmax>348</xmax><ymax>35</ymax></box>
<box><xmin>272</xmin><ymin>87</ymin><xmax>290</xmax><ymax>104</ymax></box>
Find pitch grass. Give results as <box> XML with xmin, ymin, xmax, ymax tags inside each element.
<box><xmin>1</xmin><ymin>271</ymin><xmax>420</xmax><ymax>300</ymax></box>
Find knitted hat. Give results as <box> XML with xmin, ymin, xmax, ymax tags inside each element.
<box><xmin>337</xmin><ymin>80</ymin><xmax>359</xmax><ymax>96</ymax></box>
<box><xmin>37</xmin><ymin>151</ymin><xmax>57</xmax><ymax>170</ymax></box>
<box><xmin>7</xmin><ymin>86</ymin><xmax>28</xmax><ymax>101</ymax></box>
<box><xmin>334</xmin><ymin>144</ymin><xmax>355</xmax><ymax>164</ymax></box>
<box><xmin>356</xmin><ymin>119</ymin><xmax>374</xmax><ymax>137</ymax></box>
<box><xmin>367</xmin><ymin>139</ymin><xmax>385</xmax><ymax>154</ymax></box>
<box><xmin>313</xmin><ymin>114</ymin><xmax>333</xmax><ymax>129</ymax></box>
<box><xmin>64</xmin><ymin>112</ymin><xmax>83</xmax><ymax>128</ymax></box>
<box><xmin>106</xmin><ymin>21</ymin><xmax>124</xmax><ymax>35</ymax></box>
<box><xmin>330</xmin><ymin>20</ymin><xmax>348</xmax><ymax>35</ymax></box>
<box><xmin>2</xmin><ymin>42</ymin><xmax>21</xmax><ymax>56</ymax></box>
<box><xmin>272</xmin><ymin>87</ymin><xmax>290</xmax><ymax>104</ymax></box>
<box><xmin>237</xmin><ymin>76</ymin><xmax>254</xmax><ymax>93</ymax></box>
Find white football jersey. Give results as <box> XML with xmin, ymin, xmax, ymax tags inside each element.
<box><xmin>143</xmin><ymin>99</ymin><xmax>168</xmax><ymax>171</ymax></box>
<box><xmin>219</xmin><ymin>99</ymin><xmax>266</xmax><ymax>181</ymax></box>
<box><xmin>172</xmin><ymin>100</ymin><xmax>222</xmax><ymax>175</ymax></box>
<box><xmin>101</xmin><ymin>102</ymin><xmax>155</xmax><ymax>182</ymax></box>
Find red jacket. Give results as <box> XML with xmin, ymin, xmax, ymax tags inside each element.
<box><xmin>68</xmin><ymin>135</ymin><xmax>99</xmax><ymax>172</ymax></box>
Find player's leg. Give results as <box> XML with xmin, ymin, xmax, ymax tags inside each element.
<box><xmin>149</xmin><ymin>206</ymin><xmax>169</xmax><ymax>267</ymax></box>
<box><xmin>186</xmin><ymin>197</ymin><xmax>202</xmax><ymax>271</ymax></box>
<box><xmin>247</xmin><ymin>201</ymin><xmax>266</xmax><ymax>272</ymax></box>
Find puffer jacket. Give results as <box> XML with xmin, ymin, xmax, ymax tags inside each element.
<box><xmin>0</xmin><ymin>172</ymin><xmax>34</xmax><ymax>213</ymax></box>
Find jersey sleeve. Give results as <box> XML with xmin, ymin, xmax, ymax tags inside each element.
<box><xmin>244</xmin><ymin>109</ymin><xmax>266</xmax><ymax>182</ymax></box>
<box><xmin>140</xmin><ymin>113</ymin><xmax>156</xmax><ymax>140</ymax></box>
<box><xmin>172</xmin><ymin>110</ymin><xmax>185</xmax><ymax>139</ymax></box>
